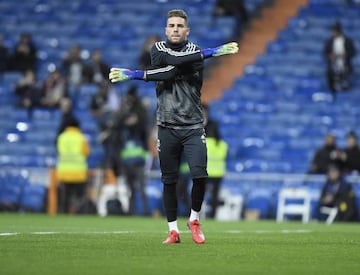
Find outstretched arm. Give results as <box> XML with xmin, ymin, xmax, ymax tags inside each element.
<box><xmin>109</xmin><ymin>65</ymin><xmax>178</xmax><ymax>83</ymax></box>
<box><xmin>109</xmin><ymin>42</ymin><xmax>238</xmax><ymax>83</ymax></box>
<box><xmin>155</xmin><ymin>41</ymin><xmax>239</xmax><ymax>65</ymax></box>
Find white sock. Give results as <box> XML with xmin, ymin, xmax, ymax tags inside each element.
<box><xmin>168</xmin><ymin>221</ymin><xmax>179</xmax><ymax>233</ymax></box>
<box><xmin>189</xmin><ymin>209</ymin><xmax>200</xmax><ymax>222</ymax></box>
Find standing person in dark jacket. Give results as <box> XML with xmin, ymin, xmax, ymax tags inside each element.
<box><xmin>203</xmin><ymin>104</ymin><xmax>228</xmax><ymax>219</ymax></box>
<box><xmin>109</xmin><ymin>9</ymin><xmax>238</xmax><ymax>244</ymax></box>
<box><xmin>323</xmin><ymin>22</ymin><xmax>356</xmax><ymax>97</ymax></box>
<box><xmin>309</xmin><ymin>133</ymin><xmax>342</xmax><ymax>174</ymax></box>
<box><xmin>116</xmin><ymin>86</ymin><xmax>149</xmax><ymax>216</ymax></box>
<box><xmin>0</xmin><ymin>35</ymin><xmax>8</xmax><ymax>73</ymax></box>
<box><xmin>341</xmin><ymin>131</ymin><xmax>360</xmax><ymax>174</ymax></box>
<box><xmin>8</xmin><ymin>33</ymin><xmax>37</xmax><ymax>73</ymax></box>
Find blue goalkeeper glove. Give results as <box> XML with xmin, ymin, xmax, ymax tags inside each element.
<box><xmin>201</xmin><ymin>42</ymin><xmax>239</xmax><ymax>58</ymax></box>
<box><xmin>109</xmin><ymin>68</ymin><xmax>144</xmax><ymax>83</ymax></box>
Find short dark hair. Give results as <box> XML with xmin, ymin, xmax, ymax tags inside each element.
<box><xmin>67</xmin><ymin>117</ymin><xmax>80</xmax><ymax>128</ymax></box>
<box><xmin>347</xmin><ymin>131</ymin><xmax>358</xmax><ymax>140</ymax></box>
<box><xmin>167</xmin><ymin>9</ymin><xmax>188</xmax><ymax>25</ymax></box>
<box><xmin>332</xmin><ymin>22</ymin><xmax>342</xmax><ymax>33</ymax></box>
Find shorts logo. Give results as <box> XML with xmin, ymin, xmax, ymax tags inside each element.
<box><xmin>201</xmin><ymin>134</ymin><xmax>206</xmax><ymax>144</ymax></box>
<box><xmin>157</xmin><ymin>139</ymin><xmax>161</xmax><ymax>152</ymax></box>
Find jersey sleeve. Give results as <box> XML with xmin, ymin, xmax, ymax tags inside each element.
<box><xmin>145</xmin><ymin>42</ymin><xmax>202</xmax><ymax>81</ymax></box>
<box><xmin>145</xmin><ymin>65</ymin><xmax>177</xmax><ymax>81</ymax></box>
<box><xmin>152</xmin><ymin>41</ymin><xmax>203</xmax><ymax>66</ymax></box>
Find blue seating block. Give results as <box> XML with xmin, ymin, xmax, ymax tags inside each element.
<box><xmin>20</xmin><ymin>184</ymin><xmax>47</xmax><ymax>212</ymax></box>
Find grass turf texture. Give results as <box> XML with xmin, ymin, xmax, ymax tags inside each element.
<box><xmin>0</xmin><ymin>214</ymin><xmax>359</xmax><ymax>275</ymax></box>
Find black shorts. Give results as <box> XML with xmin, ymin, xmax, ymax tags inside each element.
<box><xmin>157</xmin><ymin>126</ymin><xmax>208</xmax><ymax>184</ymax></box>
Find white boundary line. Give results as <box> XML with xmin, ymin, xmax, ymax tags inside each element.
<box><xmin>226</xmin><ymin>229</ymin><xmax>313</xmax><ymax>234</ymax></box>
<box><xmin>0</xmin><ymin>233</ymin><xmax>19</xmax><ymax>236</ymax></box>
<box><xmin>0</xmin><ymin>229</ymin><xmax>313</xmax><ymax>236</ymax></box>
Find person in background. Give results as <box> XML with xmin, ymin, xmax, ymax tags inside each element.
<box><xmin>214</xmin><ymin>0</ymin><xmax>249</xmax><ymax>39</ymax></box>
<box><xmin>56</xmin><ymin>98</ymin><xmax>79</xmax><ymax>138</ymax></box>
<box><xmin>340</xmin><ymin>131</ymin><xmax>360</xmax><ymax>174</ymax></box>
<box><xmin>309</xmin><ymin>133</ymin><xmax>342</xmax><ymax>174</ymax></box>
<box><xmin>14</xmin><ymin>70</ymin><xmax>40</xmax><ymax>117</ymax></box>
<box><xmin>39</xmin><ymin>68</ymin><xmax>68</xmax><ymax>109</ymax></box>
<box><xmin>319</xmin><ymin>164</ymin><xmax>358</xmax><ymax>222</ymax></box>
<box><xmin>56</xmin><ymin>117</ymin><xmax>90</xmax><ymax>214</ymax></box>
<box><xmin>90</xmin><ymin>81</ymin><xmax>120</xmax><ymax>168</ymax></box>
<box><xmin>138</xmin><ymin>35</ymin><xmax>161</xmax><ymax>70</ymax></box>
<box><xmin>323</xmin><ymin>22</ymin><xmax>356</xmax><ymax>97</ymax></box>
<box><xmin>0</xmin><ymin>34</ymin><xmax>8</xmax><ymax>73</ymax></box>
<box><xmin>116</xmin><ymin>86</ymin><xmax>149</xmax><ymax>216</ymax></box>
<box><xmin>90</xmin><ymin>81</ymin><xmax>120</xmax><ymax>127</ymax></box>
<box><xmin>62</xmin><ymin>44</ymin><xmax>88</xmax><ymax>87</ymax></box>
<box><xmin>203</xmin><ymin>104</ymin><xmax>228</xmax><ymax>218</ymax></box>
<box><xmin>86</xmin><ymin>49</ymin><xmax>110</xmax><ymax>84</ymax></box>
<box><xmin>8</xmin><ymin>33</ymin><xmax>37</xmax><ymax>73</ymax></box>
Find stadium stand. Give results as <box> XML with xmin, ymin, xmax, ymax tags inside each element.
<box><xmin>0</xmin><ymin>0</ymin><xmax>359</xmax><ymax>220</ymax></box>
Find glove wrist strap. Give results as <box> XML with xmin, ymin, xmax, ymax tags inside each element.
<box><xmin>132</xmin><ymin>70</ymin><xmax>144</xmax><ymax>80</ymax></box>
<box><xmin>201</xmin><ymin>48</ymin><xmax>214</xmax><ymax>59</ymax></box>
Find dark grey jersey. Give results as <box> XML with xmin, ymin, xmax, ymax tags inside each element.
<box><xmin>147</xmin><ymin>40</ymin><xmax>204</xmax><ymax>129</ymax></box>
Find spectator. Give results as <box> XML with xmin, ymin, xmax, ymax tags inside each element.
<box><xmin>0</xmin><ymin>34</ymin><xmax>8</xmax><ymax>73</ymax></box>
<box><xmin>203</xmin><ymin>104</ymin><xmax>228</xmax><ymax>218</ymax></box>
<box><xmin>116</xmin><ymin>85</ymin><xmax>149</xmax><ymax>215</ymax></box>
<box><xmin>214</xmin><ymin>0</ymin><xmax>249</xmax><ymax>39</ymax></box>
<box><xmin>90</xmin><ymin>81</ymin><xmax>120</xmax><ymax>126</ymax></box>
<box><xmin>323</xmin><ymin>22</ymin><xmax>356</xmax><ymax>97</ymax></box>
<box><xmin>56</xmin><ymin>98</ymin><xmax>79</xmax><ymax>139</ymax></box>
<box><xmin>39</xmin><ymin>68</ymin><xmax>68</xmax><ymax>109</ymax></box>
<box><xmin>341</xmin><ymin>131</ymin><xmax>360</xmax><ymax>174</ymax></box>
<box><xmin>56</xmin><ymin>117</ymin><xmax>90</xmax><ymax>214</ymax></box>
<box><xmin>62</xmin><ymin>44</ymin><xmax>88</xmax><ymax>86</ymax></box>
<box><xmin>8</xmin><ymin>33</ymin><xmax>37</xmax><ymax>73</ymax></box>
<box><xmin>90</xmin><ymin>81</ymin><xmax>120</xmax><ymax>138</ymax></box>
<box><xmin>14</xmin><ymin>70</ymin><xmax>40</xmax><ymax>117</ymax></box>
<box><xmin>309</xmin><ymin>133</ymin><xmax>342</xmax><ymax>174</ymax></box>
<box><xmin>319</xmin><ymin>165</ymin><xmax>358</xmax><ymax>222</ymax></box>
<box><xmin>90</xmin><ymin>81</ymin><xmax>120</xmax><ymax>168</ymax></box>
<box><xmin>86</xmin><ymin>49</ymin><xmax>110</xmax><ymax>84</ymax></box>
<box><xmin>138</xmin><ymin>35</ymin><xmax>161</xmax><ymax>70</ymax></box>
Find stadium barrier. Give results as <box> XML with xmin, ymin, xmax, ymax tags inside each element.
<box><xmin>1</xmin><ymin>168</ymin><xmax>359</xmax><ymax>220</ymax></box>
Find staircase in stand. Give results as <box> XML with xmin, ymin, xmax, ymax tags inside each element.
<box><xmin>202</xmin><ymin>0</ymin><xmax>309</xmax><ymax>104</ymax></box>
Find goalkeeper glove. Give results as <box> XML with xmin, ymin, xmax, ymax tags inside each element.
<box><xmin>109</xmin><ymin>68</ymin><xmax>144</xmax><ymax>83</ymax></box>
<box><xmin>201</xmin><ymin>42</ymin><xmax>239</xmax><ymax>58</ymax></box>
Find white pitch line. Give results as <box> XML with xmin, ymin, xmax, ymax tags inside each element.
<box><xmin>31</xmin><ymin>232</ymin><xmax>59</xmax><ymax>235</ymax></box>
<box><xmin>0</xmin><ymin>232</ymin><xmax>19</xmax><ymax>236</ymax></box>
<box><xmin>0</xmin><ymin>231</ymin><xmax>135</xmax><ymax>236</ymax></box>
<box><xmin>225</xmin><ymin>229</ymin><xmax>313</xmax><ymax>234</ymax></box>
<box><xmin>0</xmin><ymin>230</ymin><xmax>313</xmax><ymax>236</ymax></box>
<box><xmin>281</xmin><ymin>229</ymin><xmax>313</xmax><ymax>234</ymax></box>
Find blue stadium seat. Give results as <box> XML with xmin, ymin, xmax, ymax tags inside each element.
<box><xmin>20</xmin><ymin>184</ymin><xmax>47</xmax><ymax>212</ymax></box>
<box><xmin>244</xmin><ymin>188</ymin><xmax>273</xmax><ymax>219</ymax></box>
<box><xmin>0</xmin><ymin>173</ymin><xmax>27</xmax><ymax>210</ymax></box>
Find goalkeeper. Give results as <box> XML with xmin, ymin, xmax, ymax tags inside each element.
<box><xmin>109</xmin><ymin>9</ymin><xmax>238</xmax><ymax>244</ymax></box>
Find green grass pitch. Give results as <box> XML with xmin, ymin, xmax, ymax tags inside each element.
<box><xmin>0</xmin><ymin>214</ymin><xmax>359</xmax><ymax>275</ymax></box>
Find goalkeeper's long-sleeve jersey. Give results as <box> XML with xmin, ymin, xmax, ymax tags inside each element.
<box><xmin>148</xmin><ymin>40</ymin><xmax>205</xmax><ymax>130</ymax></box>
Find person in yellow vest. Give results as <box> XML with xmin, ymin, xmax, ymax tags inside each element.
<box><xmin>203</xmin><ymin>104</ymin><xmax>228</xmax><ymax>218</ymax></box>
<box><xmin>56</xmin><ymin>117</ymin><xmax>90</xmax><ymax>214</ymax></box>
